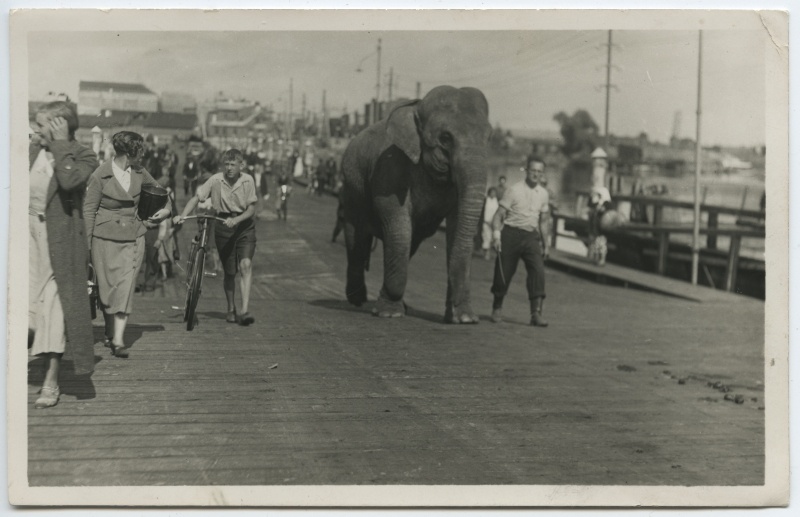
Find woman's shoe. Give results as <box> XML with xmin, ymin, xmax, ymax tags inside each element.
<box><xmin>239</xmin><ymin>313</ymin><xmax>255</xmax><ymax>326</ymax></box>
<box><xmin>34</xmin><ymin>386</ymin><xmax>60</xmax><ymax>409</ymax></box>
<box><xmin>226</xmin><ymin>311</ymin><xmax>238</xmax><ymax>324</ymax></box>
<box><xmin>110</xmin><ymin>343</ymin><xmax>129</xmax><ymax>358</ymax></box>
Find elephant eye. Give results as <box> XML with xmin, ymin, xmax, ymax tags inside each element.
<box><xmin>438</xmin><ymin>132</ymin><xmax>453</xmax><ymax>147</ymax></box>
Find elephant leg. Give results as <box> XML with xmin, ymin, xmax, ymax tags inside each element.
<box><xmin>372</xmin><ymin>206</ymin><xmax>411</xmax><ymax>318</ymax></box>
<box><xmin>444</xmin><ymin>212</ymin><xmax>479</xmax><ymax>324</ymax></box>
<box><xmin>345</xmin><ymin>221</ymin><xmax>371</xmax><ymax>306</ymax></box>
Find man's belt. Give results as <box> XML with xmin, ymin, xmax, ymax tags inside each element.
<box><xmin>504</xmin><ymin>225</ymin><xmax>539</xmax><ymax>235</ymax></box>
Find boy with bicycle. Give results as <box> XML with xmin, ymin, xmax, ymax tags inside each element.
<box><xmin>174</xmin><ymin>148</ymin><xmax>258</xmax><ymax>326</ymax></box>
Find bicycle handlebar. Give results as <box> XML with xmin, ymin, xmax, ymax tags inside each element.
<box><xmin>180</xmin><ymin>215</ymin><xmax>227</xmax><ymax>223</ymax></box>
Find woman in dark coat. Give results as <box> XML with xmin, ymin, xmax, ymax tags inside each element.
<box><xmin>29</xmin><ymin>101</ymin><xmax>98</xmax><ymax>409</ymax></box>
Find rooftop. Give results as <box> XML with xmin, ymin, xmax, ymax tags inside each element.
<box><xmin>143</xmin><ymin>112</ymin><xmax>198</xmax><ymax>130</ymax></box>
<box><xmin>79</xmin><ymin>81</ymin><xmax>156</xmax><ymax>96</ymax></box>
<box><xmin>78</xmin><ymin>111</ymin><xmax>145</xmax><ymax>129</ymax></box>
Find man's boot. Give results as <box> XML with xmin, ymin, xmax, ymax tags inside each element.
<box><xmin>491</xmin><ymin>295</ymin><xmax>504</xmax><ymax>323</ymax></box>
<box><xmin>530</xmin><ymin>297</ymin><xmax>549</xmax><ymax>327</ymax></box>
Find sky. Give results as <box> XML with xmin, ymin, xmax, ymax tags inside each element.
<box><xmin>27</xmin><ymin>29</ymin><xmax>765</xmax><ymax>147</ymax></box>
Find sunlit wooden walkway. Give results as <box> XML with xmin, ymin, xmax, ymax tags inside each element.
<box><xmin>27</xmin><ymin>184</ymin><xmax>765</xmax><ymax>486</ymax></box>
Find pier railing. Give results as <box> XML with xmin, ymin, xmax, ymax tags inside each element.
<box><xmin>610</xmin><ymin>194</ymin><xmax>764</xmax><ymax>250</ymax></box>
<box><xmin>551</xmin><ymin>196</ymin><xmax>765</xmax><ymax>293</ymax></box>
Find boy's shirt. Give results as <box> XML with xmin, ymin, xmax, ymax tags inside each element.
<box><xmin>196</xmin><ymin>172</ymin><xmax>258</xmax><ymax>214</ymax></box>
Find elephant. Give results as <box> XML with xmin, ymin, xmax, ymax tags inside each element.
<box><xmin>341</xmin><ymin>85</ymin><xmax>491</xmax><ymax>323</ymax></box>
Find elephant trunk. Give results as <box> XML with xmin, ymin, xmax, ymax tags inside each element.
<box><xmin>447</xmin><ymin>146</ymin><xmax>489</xmax><ymax>313</ymax></box>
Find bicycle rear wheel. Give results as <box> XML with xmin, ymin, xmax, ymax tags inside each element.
<box><xmin>185</xmin><ymin>248</ymin><xmax>205</xmax><ymax>331</ymax></box>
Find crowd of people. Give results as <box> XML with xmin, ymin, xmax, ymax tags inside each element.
<box><xmin>27</xmin><ymin>100</ymin><xmax>293</xmax><ymax>409</ymax></box>
<box><xmin>27</xmin><ymin>100</ymin><xmax>556</xmax><ymax>411</ymax></box>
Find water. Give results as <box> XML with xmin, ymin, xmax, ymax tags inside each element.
<box><xmin>488</xmin><ymin>166</ymin><xmax>766</xmax><ymax>260</ymax></box>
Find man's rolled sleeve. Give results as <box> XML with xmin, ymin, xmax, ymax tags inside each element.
<box><xmin>245</xmin><ymin>178</ymin><xmax>258</xmax><ymax>206</ymax></box>
<box><xmin>196</xmin><ymin>176</ymin><xmax>213</xmax><ymax>202</ymax></box>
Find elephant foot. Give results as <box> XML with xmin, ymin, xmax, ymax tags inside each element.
<box><xmin>444</xmin><ymin>304</ymin><xmax>480</xmax><ymax>324</ymax></box>
<box><xmin>346</xmin><ymin>283</ymin><xmax>368</xmax><ymax>307</ymax></box>
<box><xmin>372</xmin><ymin>297</ymin><xmax>406</xmax><ymax>318</ymax></box>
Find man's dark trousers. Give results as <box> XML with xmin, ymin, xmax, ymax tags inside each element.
<box><xmin>491</xmin><ymin>225</ymin><xmax>546</xmax><ymax>303</ymax></box>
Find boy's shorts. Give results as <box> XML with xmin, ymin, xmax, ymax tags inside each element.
<box><xmin>214</xmin><ymin>217</ymin><xmax>256</xmax><ymax>276</ymax></box>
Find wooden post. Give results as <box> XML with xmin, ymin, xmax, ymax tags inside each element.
<box><xmin>707</xmin><ymin>211</ymin><xmax>718</xmax><ymax>249</ymax></box>
<box><xmin>691</xmin><ymin>30</ymin><xmax>703</xmax><ymax>285</ymax></box>
<box><xmin>657</xmin><ymin>231</ymin><xmax>669</xmax><ymax>275</ymax></box>
<box><xmin>725</xmin><ymin>235</ymin><xmax>741</xmax><ymax>292</ymax></box>
<box><xmin>550</xmin><ymin>213</ymin><xmax>559</xmax><ymax>249</ymax></box>
<box><xmin>653</xmin><ymin>204</ymin><xmax>663</xmax><ymax>226</ymax></box>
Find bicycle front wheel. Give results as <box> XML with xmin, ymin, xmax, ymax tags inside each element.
<box><xmin>183</xmin><ymin>244</ymin><xmax>198</xmax><ymax>323</ymax></box>
<box><xmin>185</xmin><ymin>248</ymin><xmax>205</xmax><ymax>331</ymax></box>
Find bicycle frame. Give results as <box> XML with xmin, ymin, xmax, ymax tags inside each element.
<box><xmin>179</xmin><ymin>214</ymin><xmax>225</xmax><ymax>330</ymax></box>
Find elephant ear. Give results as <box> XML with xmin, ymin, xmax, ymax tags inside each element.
<box><xmin>385</xmin><ymin>101</ymin><xmax>421</xmax><ymax>165</ymax></box>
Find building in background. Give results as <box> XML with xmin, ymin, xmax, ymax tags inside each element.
<box><xmin>77</xmin><ymin>81</ymin><xmax>159</xmax><ymax>115</ymax></box>
<box><xmin>160</xmin><ymin>91</ymin><xmax>198</xmax><ymax>114</ymax></box>
<box><xmin>141</xmin><ymin>112</ymin><xmax>200</xmax><ymax>141</ymax></box>
<box><xmin>204</xmin><ymin>102</ymin><xmax>278</xmax><ymax>149</ymax></box>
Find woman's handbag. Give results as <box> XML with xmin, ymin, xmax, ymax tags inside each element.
<box><xmin>88</xmin><ymin>263</ymin><xmax>99</xmax><ymax>320</ymax></box>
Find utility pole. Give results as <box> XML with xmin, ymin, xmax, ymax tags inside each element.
<box><xmin>604</xmin><ymin>30</ymin><xmax>613</xmax><ymax>151</ymax></box>
<box><xmin>416</xmin><ymin>81</ymin><xmax>421</xmax><ymax>99</ymax></box>
<box><xmin>691</xmin><ymin>31</ymin><xmax>704</xmax><ymax>286</ymax></box>
<box><xmin>375</xmin><ymin>38</ymin><xmax>382</xmax><ymax>124</ymax></box>
<box><xmin>388</xmin><ymin>67</ymin><xmax>394</xmax><ymax>102</ymax></box>
<box><xmin>288</xmin><ymin>78</ymin><xmax>294</xmax><ymax>140</ymax></box>
<box><xmin>322</xmin><ymin>89</ymin><xmax>329</xmax><ymax>139</ymax></box>
<box><xmin>301</xmin><ymin>92</ymin><xmax>306</xmax><ymax>131</ymax></box>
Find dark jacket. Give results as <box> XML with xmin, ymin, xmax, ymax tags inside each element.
<box><xmin>83</xmin><ymin>160</ymin><xmax>163</xmax><ymax>245</ymax></box>
<box><xmin>30</xmin><ymin>140</ymin><xmax>98</xmax><ymax>375</ymax></box>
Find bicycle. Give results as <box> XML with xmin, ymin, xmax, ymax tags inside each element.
<box><xmin>177</xmin><ymin>214</ymin><xmax>225</xmax><ymax>331</ymax></box>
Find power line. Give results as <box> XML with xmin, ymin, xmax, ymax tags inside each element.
<box><xmin>412</xmin><ymin>32</ymin><xmax>590</xmax><ymax>87</ymax></box>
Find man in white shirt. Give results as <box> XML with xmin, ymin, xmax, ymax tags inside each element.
<box><xmin>490</xmin><ymin>156</ymin><xmax>550</xmax><ymax>327</ymax></box>
<box><xmin>175</xmin><ymin>148</ymin><xmax>258</xmax><ymax>325</ymax></box>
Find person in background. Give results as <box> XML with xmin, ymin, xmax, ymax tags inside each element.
<box><xmin>29</xmin><ymin>101</ymin><xmax>98</xmax><ymax>408</ymax></box>
<box><xmin>183</xmin><ymin>135</ymin><xmax>204</xmax><ymax>197</ymax></box>
<box><xmin>325</xmin><ymin>156</ymin><xmax>338</xmax><ymax>194</ymax></box>
<box><xmin>331</xmin><ymin>191</ymin><xmax>346</xmax><ymax>243</ymax></box>
<box><xmin>276</xmin><ymin>170</ymin><xmax>292</xmax><ymax>221</ymax></box>
<box><xmin>156</xmin><ymin>210</ymin><xmax>176</xmax><ymax>281</ymax></box>
<box><xmin>140</xmin><ymin>224</ymin><xmax>161</xmax><ymax>292</ymax></box>
<box><xmin>140</xmin><ymin>175</ymin><xmax>176</xmax><ymax>290</ymax></box>
<box><xmin>315</xmin><ymin>158</ymin><xmax>329</xmax><ymax>196</ymax></box>
<box><xmin>496</xmin><ymin>175</ymin><xmax>507</xmax><ymax>201</ymax></box>
<box><xmin>84</xmin><ymin>131</ymin><xmax>171</xmax><ymax>358</ymax></box>
<box><xmin>536</xmin><ymin>168</ymin><xmax>559</xmax><ymax>244</ymax></box>
<box><xmin>174</xmin><ymin>148</ymin><xmax>258</xmax><ymax>326</ymax></box>
<box><xmin>480</xmin><ymin>187</ymin><xmax>500</xmax><ymax>260</ymax></box>
<box><xmin>489</xmin><ymin>156</ymin><xmax>550</xmax><ymax>327</ymax></box>
<box><xmin>255</xmin><ymin>148</ymin><xmax>269</xmax><ymax>201</ymax></box>
<box><xmin>586</xmin><ymin>147</ymin><xmax>612</xmax><ymax>266</ymax></box>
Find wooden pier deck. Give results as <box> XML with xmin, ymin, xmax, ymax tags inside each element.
<box><xmin>27</xmin><ymin>186</ymin><xmax>765</xmax><ymax>487</ymax></box>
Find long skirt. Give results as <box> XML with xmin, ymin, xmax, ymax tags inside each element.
<box><xmin>29</xmin><ymin>214</ymin><xmax>66</xmax><ymax>356</ymax></box>
<box><xmin>92</xmin><ymin>235</ymin><xmax>145</xmax><ymax>315</ymax></box>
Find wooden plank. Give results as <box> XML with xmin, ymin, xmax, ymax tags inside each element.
<box><xmin>546</xmin><ymin>249</ymin><xmax>760</xmax><ymax>304</ymax></box>
<box><xmin>26</xmin><ymin>173</ymin><xmax>765</xmax><ymax>487</ymax></box>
